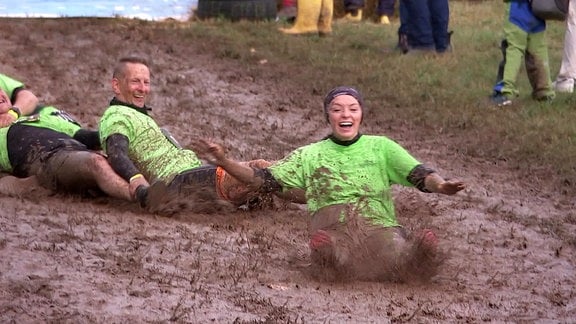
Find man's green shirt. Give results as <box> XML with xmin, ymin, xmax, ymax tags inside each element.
<box><xmin>0</xmin><ymin>73</ymin><xmax>24</xmax><ymax>99</ymax></box>
<box><xmin>268</xmin><ymin>135</ymin><xmax>421</xmax><ymax>227</ymax></box>
<box><xmin>99</xmin><ymin>105</ymin><xmax>202</xmax><ymax>182</ymax></box>
<box><xmin>0</xmin><ymin>106</ymin><xmax>83</xmax><ymax>172</ymax></box>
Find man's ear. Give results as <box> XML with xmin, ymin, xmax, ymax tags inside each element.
<box><xmin>111</xmin><ymin>78</ymin><xmax>120</xmax><ymax>95</ymax></box>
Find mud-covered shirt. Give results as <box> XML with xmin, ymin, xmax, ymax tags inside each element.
<box><xmin>268</xmin><ymin>135</ymin><xmax>421</xmax><ymax>227</ymax></box>
<box><xmin>0</xmin><ymin>106</ymin><xmax>86</xmax><ymax>175</ymax></box>
<box><xmin>99</xmin><ymin>104</ymin><xmax>202</xmax><ymax>182</ymax></box>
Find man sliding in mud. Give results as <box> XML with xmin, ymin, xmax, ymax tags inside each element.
<box><xmin>0</xmin><ymin>74</ymin><xmax>138</xmax><ymax>202</ymax></box>
<box><xmin>195</xmin><ymin>86</ymin><xmax>466</xmax><ymax>282</ymax></box>
<box><xmin>98</xmin><ymin>57</ymin><xmax>280</xmax><ymax>213</ymax></box>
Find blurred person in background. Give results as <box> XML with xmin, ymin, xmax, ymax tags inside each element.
<box><xmin>279</xmin><ymin>0</ymin><xmax>333</xmax><ymax>36</ymax></box>
<box><xmin>553</xmin><ymin>0</ymin><xmax>576</xmax><ymax>93</ymax></box>
<box><xmin>377</xmin><ymin>0</ymin><xmax>396</xmax><ymax>25</ymax></box>
<box><xmin>401</xmin><ymin>0</ymin><xmax>451</xmax><ymax>53</ymax></box>
<box><xmin>490</xmin><ymin>0</ymin><xmax>555</xmax><ymax>106</ymax></box>
<box><xmin>341</xmin><ymin>0</ymin><xmax>364</xmax><ymax>22</ymax></box>
<box><xmin>277</xmin><ymin>0</ymin><xmax>297</xmax><ymax>23</ymax></box>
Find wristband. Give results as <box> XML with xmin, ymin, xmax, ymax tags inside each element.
<box><xmin>7</xmin><ymin>107</ymin><xmax>20</xmax><ymax>119</ymax></box>
<box><xmin>10</xmin><ymin>106</ymin><xmax>21</xmax><ymax>116</ymax></box>
<box><xmin>129</xmin><ymin>174</ymin><xmax>143</xmax><ymax>182</ymax></box>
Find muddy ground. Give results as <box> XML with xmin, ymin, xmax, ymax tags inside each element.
<box><xmin>0</xmin><ymin>18</ymin><xmax>575</xmax><ymax>323</ymax></box>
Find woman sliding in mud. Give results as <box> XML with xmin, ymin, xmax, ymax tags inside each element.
<box><xmin>195</xmin><ymin>86</ymin><xmax>466</xmax><ymax>282</ymax></box>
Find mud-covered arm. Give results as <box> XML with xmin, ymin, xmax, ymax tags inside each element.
<box><xmin>73</xmin><ymin>129</ymin><xmax>101</xmax><ymax>151</ymax></box>
<box><xmin>408</xmin><ymin>164</ymin><xmax>465</xmax><ymax>195</ymax></box>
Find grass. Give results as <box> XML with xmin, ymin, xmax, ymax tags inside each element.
<box><xmin>177</xmin><ymin>0</ymin><xmax>575</xmax><ymax>191</ymax></box>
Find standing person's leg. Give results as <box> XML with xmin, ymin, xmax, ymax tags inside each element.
<box><xmin>554</xmin><ymin>0</ymin><xmax>576</xmax><ymax>93</ymax></box>
<box><xmin>397</xmin><ymin>0</ymin><xmax>409</xmax><ymax>53</ymax></box>
<box><xmin>429</xmin><ymin>0</ymin><xmax>450</xmax><ymax>52</ymax></box>
<box><xmin>525</xmin><ymin>31</ymin><xmax>555</xmax><ymax>100</ymax></box>
<box><xmin>38</xmin><ymin>150</ymin><xmax>132</xmax><ymax>201</ymax></box>
<box><xmin>402</xmin><ymin>0</ymin><xmax>435</xmax><ymax>51</ymax></box>
<box><xmin>279</xmin><ymin>0</ymin><xmax>322</xmax><ymax>35</ymax></box>
<box><xmin>399</xmin><ymin>0</ymin><xmax>408</xmax><ymax>34</ymax></box>
<box><xmin>493</xmin><ymin>18</ymin><xmax>529</xmax><ymax>103</ymax></box>
<box><xmin>377</xmin><ymin>0</ymin><xmax>395</xmax><ymax>24</ymax></box>
<box><xmin>343</xmin><ymin>0</ymin><xmax>364</xmax><ymax>21</ymax></box>
<box><xmin>318</xmin><ymin>0</ymin><xmax>334</xmax><ymax>36</ymax></box>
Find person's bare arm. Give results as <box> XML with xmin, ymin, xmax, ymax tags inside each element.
<box><xmin>11</xmin><ymin>88</ymin><xmax>39</xmax><ymax>116</ymax></box>
<box><xmin>0</xmin><ymin>88</ymin><xmax>40</xmax><ymax>127</ymax></box>
<box><xmin>195</xmin><ymin>139</ymin><xmax>264</xmax><ymax>190</ymax></box>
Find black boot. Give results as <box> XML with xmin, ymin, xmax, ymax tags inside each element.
<box><xmin>135</xmin><ymin>185</ymin><xmax>149</xmax><ymax>208</ymax></box>
<box><xmin>398</xmin><ymin>31</ymin><xmax>409</xmax><ymax>54</ymax></box>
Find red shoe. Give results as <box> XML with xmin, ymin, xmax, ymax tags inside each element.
<box><xmin>309</xmin><ymin>230</ymin><xmax>332</xmax><ymax>250</ymax></box>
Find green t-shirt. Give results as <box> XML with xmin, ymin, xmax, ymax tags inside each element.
<box><xmin>268</xmin><ymin>135</ymin><xmax>421</xmax><ymax>227</ymax></box>
<box><xmin>99</xmin><ymin>105</ymin><xmax>202</xmax><ymax>182</ymax></box>
<box><xmin>0</xmin><ymin>106</ymin><xmax>83</xmax><ymax>172</ymax></box>
<box><xmin>0</xmin><ymin>73</ymin><xmax>24</xmax><ymax>99</ymax></box>
<box><xmin>19</xmin><ymin>106</ymin><xmax>82</xmax><ymax>136</ymax></box>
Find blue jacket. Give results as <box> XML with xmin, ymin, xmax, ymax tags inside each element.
<box><xmin>509</xmin><ymin>0</ymin><xmax>546</xmax><ymax>33</ymax></box>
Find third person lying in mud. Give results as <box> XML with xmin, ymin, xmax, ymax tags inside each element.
<box><xmin>195</xmin><ymin>86</ymin><xmax>466</xmax><ymax>283</ymax></box>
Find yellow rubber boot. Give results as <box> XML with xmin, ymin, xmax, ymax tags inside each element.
<box><xmin>279</xmin><ymin>0</ymin><xmax>322</xmax><ymax>35</ymax></box>
<box><xmin>342</xmin><ymin>8</ymin><xmax>362</xmax><ymax>22</ymax></box>
<box><xmin>379</xmin><ymin>15</ymin><xmax>390</xmax><ymax>25</ymax></box>
<box><xmin>318</xmin><ymin>0</ymin><xmax>334</xmax><ymax>36</ymax></box>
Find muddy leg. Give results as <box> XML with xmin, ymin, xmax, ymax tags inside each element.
<box><xmin>40</xmin><ymin>150</ymin><xmax>131</xmax><ymax>201</ymax></box>
<box><xmin>398</xmin><ymin>229</ymin><xmax>442</xmax><ymax>283</ymax></box>
<box><xmin>0</xmin><ymin>175</ymin><xmax>51</xmax><ymax>197</ymax></box>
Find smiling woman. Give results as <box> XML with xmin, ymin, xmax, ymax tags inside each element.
<box><xmin>0</xmin><ymin>0</ymin><xmax>196</xmax><ymax>20</ymax></box>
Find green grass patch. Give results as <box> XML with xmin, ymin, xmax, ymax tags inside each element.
<box><xmin>176</xmin><ymin>0</ymin><xmax>575</xmax><ymax>190</ymax></box>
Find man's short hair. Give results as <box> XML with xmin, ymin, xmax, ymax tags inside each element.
<box><xmin>113</xmin><ymin>56</ymin><xmax>150</xmax><ymax>78</ymax></box>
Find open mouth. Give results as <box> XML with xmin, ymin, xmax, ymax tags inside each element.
<box><xmin>339</xmin><ymin>121</ymin><xmax>353</xmax><ymax>128</ymax></box>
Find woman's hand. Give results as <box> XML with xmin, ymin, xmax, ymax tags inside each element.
<box><xmin>436</xmin><ymin>180</ymin><xmax>466</xmax><ymax>195</ymax></box>
<box><xmin>193</xmin><ymin>139</ymin><xmax>227</xmax><ymax>165</ymax></box>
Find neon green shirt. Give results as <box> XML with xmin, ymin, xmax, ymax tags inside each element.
<box><xmin>268</xmin><ymin>135</ymin><xmax>421</xmax><ymax>227</ymax></box>
<box><xmin>99</xmin><ymin>105</ymin><xmax>202</xmax><ymax>182</ymax></box>
<box><xmin>0</xmin><ymin>106</ymin><xmax>83</xmax><ymax>172</ymax></box>
<box><xmin>0</xmin><ymin>73</ymin><xmax>24</xmax><ymax>99</ymax></box>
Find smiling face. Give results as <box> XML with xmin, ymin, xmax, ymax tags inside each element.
<box><xmin>0</xmin><ymin>89</ymin><xmax>12</xmax><ymax>114</ymax></box>
<box><xmin>112</xmin><ymin>62</ymin><xmax>150</xmax><ymax>108</ymax></box>
<box><xmin>327</xmin><ymin>94</ymin><xmax>363</xmax><ymax>141</ymax></box>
